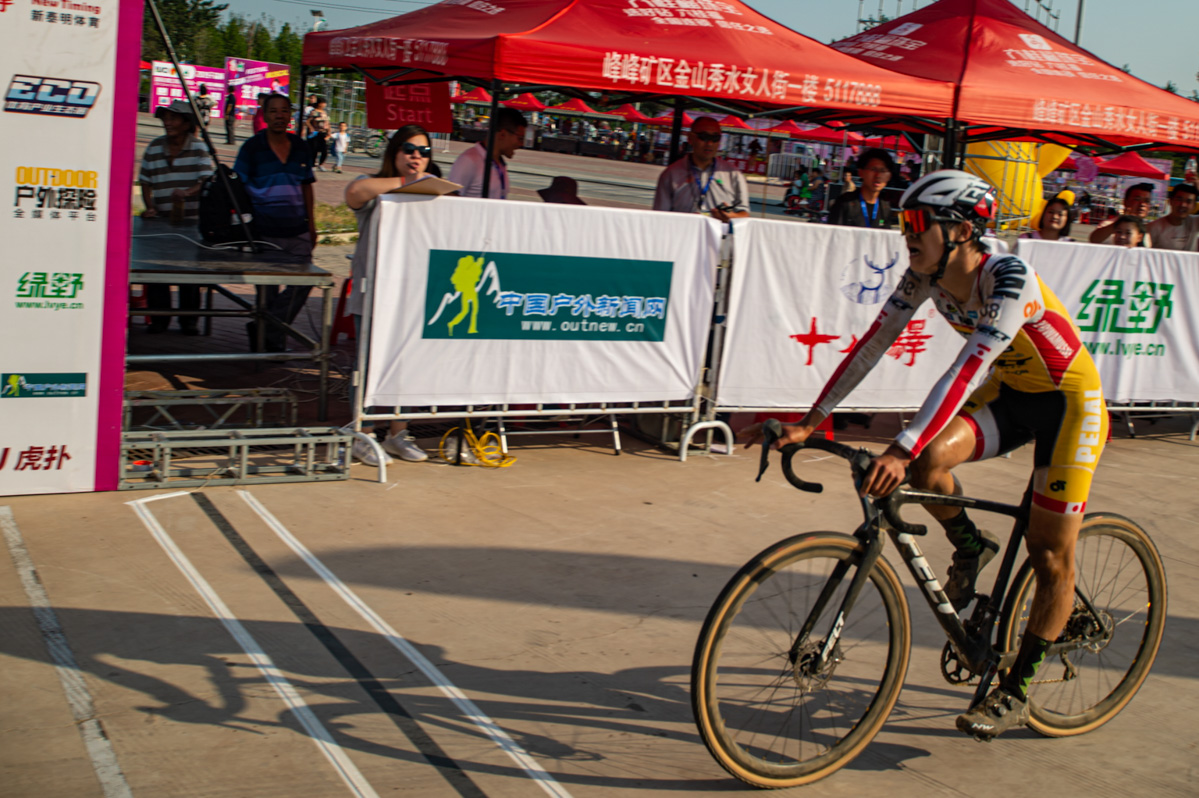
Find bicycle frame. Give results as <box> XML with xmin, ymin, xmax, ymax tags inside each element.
<box><xmin>758</xmin><ymin>427</ymin><xmax>1114</xmax><ymax>709</ymax></box>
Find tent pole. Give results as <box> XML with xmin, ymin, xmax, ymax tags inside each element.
<box><xmin>669</xmin><ymin>97</ymin><xmax>685</xmax><ymax>164</ymax></box>
<box><xmin>297</xmin><ymin>66</ymin><xmax>308</xmax><ymax>135</ymax></box>
<box><xmin>481</xmin><ymin>79</ymin><xmax>501</xmax><ymax>198</ymax></box>
<box><xmin>941</xmin><ymin>120</ymin><xmax>956</xmax><ymax>170</ymax></box>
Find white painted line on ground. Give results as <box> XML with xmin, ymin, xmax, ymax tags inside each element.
<box><xmin>126</xmin><ymin>494</ymin><xmax>380</xmax><ymax>798</ymax></box>
<box><xmin>238</xmin><ymin>489</ymin><xmax>576</xmax><ymax>798</ymax></box>
<box><xmin>1</xmin><ymin>506</ymin><xmax>135</xmax><ymax>798</ymax></box>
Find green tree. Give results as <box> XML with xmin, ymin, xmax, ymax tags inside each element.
<box><xmin>274</xmin><ymin>23</ymin><xmax>303</xmax><ymax>77</ymax></box>
<box><xmin>247</xmin><ymin>19</ymin><xmax>279</xmax><ymax>63</ymax></box>
<box><xmin>142</xmin><ymin>0</ymin><xmax>229</xmax><ymax>63</ymax></box>
<box><xmin>1163</xmin><ymin>80</ymin><xmax>1178</xmax><ymax>94</ymax></box>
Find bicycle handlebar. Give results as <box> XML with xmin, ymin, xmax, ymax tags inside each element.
<box><xmin>756</xmin><ymin>418</ymin><xmax>928</xmax><ymax>536</ymax></box>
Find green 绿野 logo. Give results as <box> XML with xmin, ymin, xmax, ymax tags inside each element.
<box><xmin>1</xmin><ymin>373</ymin><xmax>87</xmax><ymax>398</ymax></box>
<box><xmin>423</xmin><ymin>250</ymin><xmax>673</xmax><ymax>341</ymax></box>
<box><xmin>1076</xmin><ymin>279</ymin><xmax>1173</xmax><ymax>334</ymax></box>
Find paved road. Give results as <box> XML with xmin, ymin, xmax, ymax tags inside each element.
<box><xmin>133</xmin><ymin>115</ymin><xmax>794</xmax><ymax>217</ymax></box>
<box><xmin>2</xmin><ymin>412</ymin><xmax>1196</xmax><ymax>797</ymax></box>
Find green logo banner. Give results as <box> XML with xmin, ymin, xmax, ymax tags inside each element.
<box><xmin>423</xmin><ymin>250</ymin><xmax>673</xmax><ymax>341</ymax></box>
<box><xmin>1</xmin><ymin>373</ymin><xmax>87</xmax><ymax>398</ymax></box>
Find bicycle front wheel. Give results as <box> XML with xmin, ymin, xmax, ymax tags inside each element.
<box><xmin>1000</xmin><ymin>512</ymin><xmax>1167</xmax><ymax>737</ymax></box>
<box><xmin>364</xmin><ymin>134</ymin><xmax>388</xmax><ymax>158</ymax></box>
<box><xmin>691</xmin><ymin>533</ymin><xmax>910</xmax><ymax>789</ymax></box>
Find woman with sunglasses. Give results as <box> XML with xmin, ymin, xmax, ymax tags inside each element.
<box><xmin>1020</xmin><ymin>192</ymin><xmax>1075</xmax><ymax>241</ymax></box>
<box><xmin>746</xmin><ymin>169</ymin><xmax>1107</xmax><ymax>743</ymax></box>
<box><xmin>343</xmin><ymin>125</ymin><xmax>440</xmax><ymax>465</ymax></box>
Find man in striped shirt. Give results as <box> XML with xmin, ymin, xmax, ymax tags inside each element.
<box><xmin>140</xmin><ymin>99</ymin><xmax>211</xmax><ymax>219</ymax></box>
<box><xmin>139</xmin><ymin>99</ymin><xmax>213</xmax><ymax>333</ymax></box>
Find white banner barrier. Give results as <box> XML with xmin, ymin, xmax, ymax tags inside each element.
<box><xmin>1017</xmin><ymin>240</ymin><xmax>1199</xmax><ymax>403</ymax></box>
<box><xmin>365</xmin><ymin>197</ymin><xmax>720</xmax><ymax>407</ymax></box>
<box><xmin>718</xmin><ymin>218</ymin><xmax>965</xmax><ymax>410</ymax></box>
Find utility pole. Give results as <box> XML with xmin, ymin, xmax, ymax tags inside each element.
<box><xmin>1074</xmin><ymin>0</ymin><xmax>1085</xmax><ymax>43</ymax></box>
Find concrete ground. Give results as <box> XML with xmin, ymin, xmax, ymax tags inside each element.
<box><xmin>2</xmin><ymin>412</ymin><xmax>1196</xmax><ymax>797</ymax></box>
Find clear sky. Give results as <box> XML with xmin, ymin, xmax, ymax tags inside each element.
<box><xmin>227</xmin><ymin>0</ymin><xmax>1197</xmax><ymax>93</ymax></box>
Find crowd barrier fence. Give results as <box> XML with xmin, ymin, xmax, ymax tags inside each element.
<box><xmin>349</xmin><ymin>203</ymin><xmax>1199</xmax><ymax>479</ymax></box>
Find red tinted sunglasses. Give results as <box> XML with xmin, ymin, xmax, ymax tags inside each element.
<box><xmin>898</xmin><ymin>208</ymin><xmax>937</xmax><ymax>235</ymax></box>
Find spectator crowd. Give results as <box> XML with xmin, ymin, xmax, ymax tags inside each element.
<box><xmin>136</xmin><ymin>97</ymin><xmax>1199</xmax><ymax>464</ymax></box>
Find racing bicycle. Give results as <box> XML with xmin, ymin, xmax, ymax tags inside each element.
<box><xmin>349</xmin><ymin>127</ymin><xmax>389</xmax><ymax>158</ymax></box>
<box><xmin>691</xmin><ymin>419</ymin><xmax>1167</xmax><ymax>788</ymax></box>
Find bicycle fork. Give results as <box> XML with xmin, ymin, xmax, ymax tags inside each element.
<box><xmin>790</xmin><ymin>526</ymin><xmax>887</xmax><ymax>672</ymax></box>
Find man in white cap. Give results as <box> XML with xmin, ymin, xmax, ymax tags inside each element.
<box><xmin>138</xmin><ymin>99</ymin><xmax>212</xmax><ymax>334</ymax></box>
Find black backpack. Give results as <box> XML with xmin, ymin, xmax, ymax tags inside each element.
<box><xmin>198</xmin><ymin>163</ymin><xmax>256</xmax><ymax>244</ymax></box>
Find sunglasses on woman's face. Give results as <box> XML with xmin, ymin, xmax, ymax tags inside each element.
<box><xmin>401</xmin><ymin>142</ymin><xmax>432</xmax><ymax>158</ymax></box>
<box><xmin>693</xmin><ymin>132</ymin><xmax>722</xmax><ymax>143</ymax></box>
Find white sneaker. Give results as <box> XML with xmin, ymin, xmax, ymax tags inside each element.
<box><xmin>383</xmin><ymin>432</ymin><xmax>429</xmax><ymax>462</ymax></box>
<box><xmin>441</xmin><ymin>435</ymin><xmax>482</xmax><ymax>465</ymax></box>
<box><xmin>352</xmin><ymin>437</ymin><xmax>392</xmax><ymax>466</ymax></box>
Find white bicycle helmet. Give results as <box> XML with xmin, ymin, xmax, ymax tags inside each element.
<box><xmin>900</xmin><ymin>169</ymin><xmax>996</xmax><ymax>233</ymax></box>
<box><xmin>899</xmin><ymin>169</ymin><xmax>997</xmax><ymax>284</ymax></box>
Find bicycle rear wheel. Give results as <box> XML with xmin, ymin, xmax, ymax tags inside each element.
<box><xmin>999</xmin><ymin>512</ymin><xmax>1166</xmax><ymax>737</ymax></box>
<box><xmin>691</xmin><ymin>533</ymin><xmax>910</xmax><ymax>788</ymax></box>
<box><xmin>364</xmin><ymin>134</ymin><xmax>388</xmax><ymax>158</ymax></box>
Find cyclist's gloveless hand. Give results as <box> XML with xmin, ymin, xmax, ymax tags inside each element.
<box><xmin>859</xmin><ymin>445</ymin><xmax>912</xmax><ymax>498</ymax></box>
<box><xmin>739</xmin><ymin>422</ymin><xmax>815</xmax><ymax>450</ymax></box>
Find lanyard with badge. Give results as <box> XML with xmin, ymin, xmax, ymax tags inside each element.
<box><xmin>860</xmin><ymin>198</ymin><xmax>879</xmax><ymax>227</ymax></box>
<box><xmin>689</xmin><ymin>161</ymin><xmax>717</xmax><ymax>213</ymax></box>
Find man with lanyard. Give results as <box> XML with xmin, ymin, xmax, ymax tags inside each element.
<box><xmin>652</xmin><ymin>116</ymin><xmax>749</xmax><ymax>222</ymax></box>
<box><xmin>828</xmin><ymin>147</ymin><xmax>895</xmax><ymax>229</ymax></box>
<box><xmin>448</xmin><ymin>107</ymin><xmax>526</xmax><ymax>199</ymax></box>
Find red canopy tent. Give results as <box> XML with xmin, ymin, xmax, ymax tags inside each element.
<box><xmin>450</xmin><ymin>86</ymin><xmax>492</xmax><ymax>104</ymax></box>
<box><xmin>502</xmin><ymin>92</ymin><xmax>547</xmax><ymax>112</ymax></box>
<box><xmin>791</xmin><ymin>125</ymin><xmax>865</xmax><ymax>146</ymax></box>
<box><xmin>302</xmin><ymin>0</ymin><xmax>954</xmax><ymax>120</ymax></box>
<box><xmin>606</xmin><ymin>103</ymin><xmax>654</xmax><ymax>124</ymax></box>
<box><xmin>543</xmin><ymin>97</ymin><xmax>618</xmax><ymax>119</ymax></box>
<box><xmin>717</xmin><ymin>114</ymin><xmax>753</xmax><ymax>131</ymax></box>
<box><xmin>1095</xmin><ymin>152</ymin><xmax>1169</xmax><ymax>180</ymax></box>
<box><xmin>864</xmin><ymin>135</ymin><xmax>916</xmax><ymax>154</ymax></box>
<box><xmin>1057</xmin><ymin>156</ymin><xmax>1079</xmax><ymax>171</ymax></box>
<box><xmin>648</xmin><ymin>111</ymin><xmax>695</xmax><ymax>128</ymax></box>
<box><xmin>832</xmin><ymin>0</ymin><xmax>1199</xmax><ymax>151</ymax></box>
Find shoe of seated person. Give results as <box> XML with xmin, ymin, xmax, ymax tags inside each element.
<box><xmin>352</xmin><ymin>438</ymin><xmax>392</xmax><ymax>466</ymax></box>
<box><xmin>382</xmin><ymin>432</ymin><xmax>428</xmax><ymax>462</ymax></box>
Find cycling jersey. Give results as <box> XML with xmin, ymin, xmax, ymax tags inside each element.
<box><xmin>812</xmin><ymin>251</ymin><xmax>1106</xmax><ymax>514</ymax></box>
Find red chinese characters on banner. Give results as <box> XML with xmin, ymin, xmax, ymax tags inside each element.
<box><xmin>0</xmin><ymin>445</ymin><xmax>71</xmax><ymax>471</ymax></box>
<box><xmin>365</xmin><ymin>81</ymin><xmax>453</xmax><ymax>132</ymax></box>
<box><xmin>886</xmin><ymin>320</ymin><xmax>933</xmax><ymax>366</ymax></box>
<box><xmin>791</xmin><ymin>318</ymin><xmax>932</xmax><ymax>367</ymax></box>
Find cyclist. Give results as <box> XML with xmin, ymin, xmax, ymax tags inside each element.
<box><xmin>745</xmin><ymin>169</ymin><xmax>1108</xmax><ymax>740</ymax></box>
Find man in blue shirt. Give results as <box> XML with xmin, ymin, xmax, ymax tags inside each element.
<box><xmin>234</xmin><ymin>93</ymin><xmax>316</xmax><ymax>350</ymax></box>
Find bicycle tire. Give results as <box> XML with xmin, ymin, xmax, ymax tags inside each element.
<box><xmin>998</xmin><ymin>512</ymin><xmax>1166</xmax><ymax>737</ymax></box>
<box><xmin>364</xmin><ymin>135</ymin><xmax>388</xmax><ymax>158</ymax></box>
<box><xmin>692</xmin><ymin>533</ymin><xmax>910</xmax><ymax>788</ymax></box>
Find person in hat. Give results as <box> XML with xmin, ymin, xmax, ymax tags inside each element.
<box><xmin>828</xmin><ymin>148</ymin><xmax>896</xmax><ymax>229</ymax></box>
<box><xmin>1020</xmin><ymin>191</ymin><xmax>1076</xmax><ymax>241</ymax></box>
<box><xmin>138</xmin><ymin>99</ymin><xmax>213</xmax><ymax>333</ymax></box>
<box><xmin>538</xmin><ymin>176</ymin><xmax>587</xmax><ymax>205</ymax></box>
